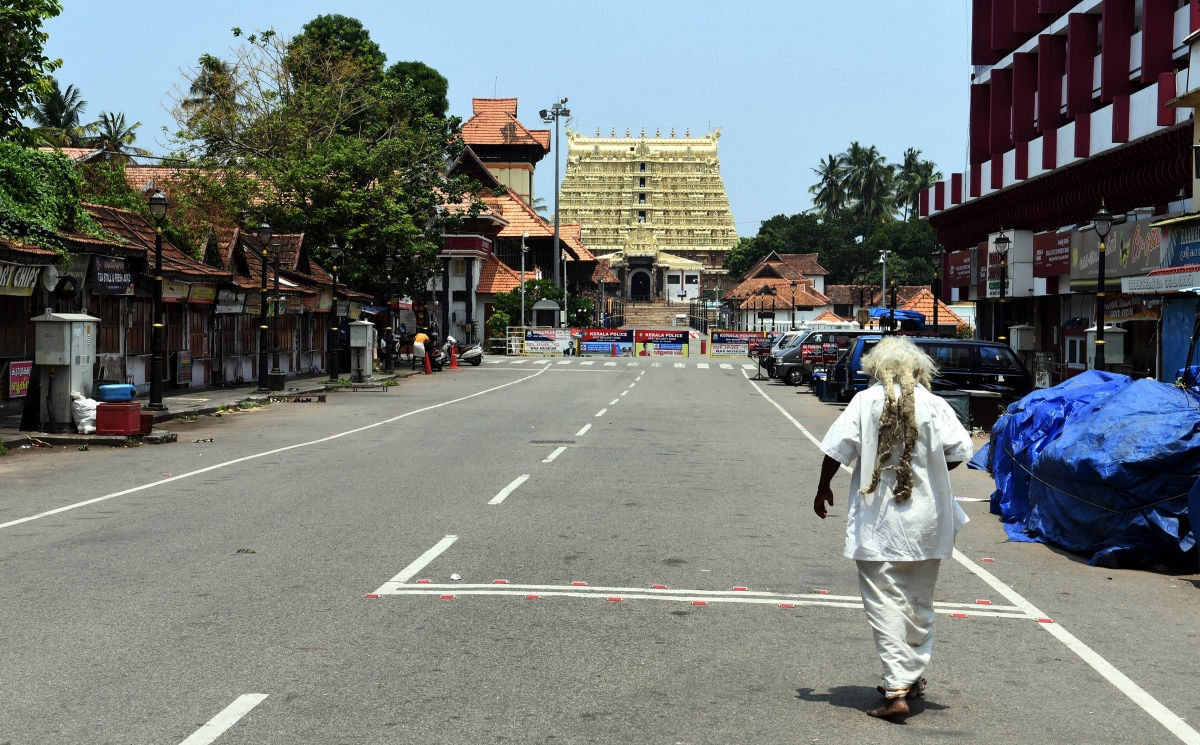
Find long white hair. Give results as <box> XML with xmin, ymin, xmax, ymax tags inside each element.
<box><xmin>859</xmin><ymin>336</ymin><xmax>938</xmax><ymax>503</ymax></box>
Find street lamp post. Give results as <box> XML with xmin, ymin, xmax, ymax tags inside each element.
<box><xmin>147</xmin><ymin>190</ymin><xmax>169</xmax><ymax>411</ymax></box>
<box><xmin>888</xmin><ymin>279</ymin><xmax>897</xmax><ymax>334</ymax></box>
<box><xmin>931</xmin><ymin>250</ymin><xmax>941</xmax><ymax>336</ymax></box>
<box><xmin>994</xmin><ymin>231</ymin><xmax>1011</xmax><ymax>345</ymax></box>
<box><xmin>1093</xmin><ymin>203</ymin><xmax>1113</xmax><ymax>370</ymax></box>
<box><xmin>540</xmin><ymin>97</ymin><xmax>570</xmax><ymax>326</ymax></box>
<box><xmin>879</xmin><ymin>248</ymin><xmax>890</xmax><ymax>309</ymax></box>
<box><xmin>328</xmin><ymin>242</ymin><xmax>342</xmax><ymax>382</ymax></box>
<box><xmin>384</xmin><ymin>255</ymin><xmax>395</xmax><ymax>373</ymax></box>
<box><xmin>269</xmin><ymin>239</ymin><xmax>284</xmax><ymax>391</ymax></box>
<box><xmin>255</xmin><ymin>222</ymin><xmax>272</xmax><ymax>392</ymax></box>
<box><xmin>519</xmin><ymin>231</ymin><xmax>529</xmax><ymax>328</ymax></box>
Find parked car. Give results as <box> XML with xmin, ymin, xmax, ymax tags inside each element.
<box><xmin>771</xmin><ymin>329</ymin><xmax>875</xmax><ymax>386</ymax></box>
<box><xmin>823</xmin><ymin>335</ymin><xmax>1034</xmax><ymax>405</ymax></box>
<box><xmin>760</xmin><ymin>330</ymin><xmax>805</xmax><ymax>377</ymax></box>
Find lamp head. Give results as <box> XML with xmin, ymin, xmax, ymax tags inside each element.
<box><xmin>148</xmin><ymin>190</ymin><xmax>169</xmax><ymax>222</ymax></box>
<box><xmin>328</xmin><ymin>242</ymin><xmax>342</xmax><ymax>261</ymax></box>
<box><xmin>256</xmin><ymin>221</ymin><xmax>272</xmax><ymax>245</ymax></box>
<box><xmin>384</xmin><ymin>256</ymin><xmax>395</xmax><ymax>273</ymax></box>
<box><xmin>993</xmin><ymin>232</ymin><xmax>1011</xmax><ymax>257</ymax></box>
<box><xmin>1094</xmin><ymin>204</ymin><xmax>1113</xmax><ymax>239</ymax></box>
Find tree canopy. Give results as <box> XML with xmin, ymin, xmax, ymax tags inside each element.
<box><xmin>0</xmin><ymin>0</ymin><xmax>63</xmax><ymax>144</ymax></box>
<box><xmin>169</xmin><ymin>16</ymin><xmax>476</xmax><ymax>300</ymax></box>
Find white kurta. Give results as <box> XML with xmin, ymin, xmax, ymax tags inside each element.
<box><xmin>820</xmin><ymin>382</ymin><xmax>975</xmax><ymax>561</ymax></box>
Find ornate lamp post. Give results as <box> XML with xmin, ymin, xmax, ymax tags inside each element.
<box><xmin>328</xmin><ymin>242</ymin><xmax>342</xmax><ymax>382</ymax></box>
<box><xmin>879</xmin><ymin>248</ymin><xmax>890</xmax><ymax>308</ymax></box>
<box><xmin>255</xmin><ymin>222</ymin><xmax>272</xmax><ymax>392</ymax></box>
<box><xmin>931</xmin><ymin>249</ymin><xmax>942</xmax><ymax>336</ymax></box>
<box><xmin>383</xmin><ymin>255</ymin><xmax>396</xmax><ymax>373</ymax></box>
<box><xmin>540</xmin><ymin>97</ymin><xmax>570</xmax><ymax>326</ymax></box>
<box><xmin>519</xmin><ymin>231</ymin><xmax>529</xmax><ymax>328</ymax></box>
<box><xmin>269</xmin><ymin>238</ymin><xmax>284</xmax><ymax>391</ymax></box>
<box><xmin>1093</xmin><ymin>203</ymin><xmax>1113</xmax><ymax>370</ymax></box>
<box><xmin>993</xmin><ymin>231</ymin><xmax>1011</xmax><ymax>345</ymax></box>
<box><xmin>147</xmin><ymin>190</ymin><xmax>169</xmax><ymax>411</ymax></box>
<box><xmin>888</xmin><ymin>279</ymin><xmax>897</xmax><ymax>334</ymax></box>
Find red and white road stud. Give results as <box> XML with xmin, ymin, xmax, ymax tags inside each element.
<box><xmin>525</xmin><ymin>594</ymin><xmax>540</xmax><ymax>600</ymax></box>
<box><xmin>733</xmin><ymin>586</ymin><xmax>748</xmax><ymax>592</ymax></box>
<box><xmin>778</xmin><ymin>602</ymin><xmax>795</xmax><ymax>609</ymax></box>
<box><xmin>951</xmin><ymin>612</ymin><xmax>968</xmax><ymax>618</ymax></box>
<box><xmin>492</xmin><ymin>579</ymin><xmax>508</xmax><ymax>584</ymax></box>
<box><xmin>606</xmin><ymin>597</ymin><xmax>622</xmax><ymax>602</ymax></box>
<box><xmin>976</xmin><ymin>599</ymin><xmax>992</xmax><ymax>605</ymax></box>
<box><xmin>1037</xmin><ymin>617</ymin><xmax>1054</xmax><ymax>624</ymax></box>
<box><xmin>365</xmin><ymin>593</ymin><xmax>380</xmax><ymax>599</ymax></box>
<box><xmin>812</xmin><ymin>589</ymin><xmax>828</xmax><ymax>595</ymax></box>
<box><xmin>651</xmin><ymin>584</ymin><xmax>668</xmax><ymax>590</ymax></box>
<box><xmin>982</xmin><ymin>557</ymin><xmax>996</xmax><ymax>562</ymax></box>
<box><xmin>416</xmin><ymin>579</ymin><xmax>431</xmax><ymax>584</ymax></box>
<box><xmin>692</xmin><ymin>600</ymin><xmax>708</xmax><ymax>606</ymax></box>
<box><xmin>439</xmin><ymin>594</ymin><xmax>455</xmax><ymax>600</ymax></box>
<box><xmin>571</xmin><ymin>581</ymin><xmax>587</xmax><ymax>586</ymax></box>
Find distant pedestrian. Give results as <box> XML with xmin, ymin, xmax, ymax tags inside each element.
<box><xmin>813</xmin><ymin>336</ymin><xmax>974</xmax><ymax>718</ymax></box>
<box><xmin>412</xmin><ymin>328</ymin><xmax>430</xmax><ymax>370</ymax></box>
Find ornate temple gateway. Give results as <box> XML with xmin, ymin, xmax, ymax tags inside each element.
<box><xmin>557</xmin><ymin>128</ymin><xmax>738</xmax><ymax>301</ymax></box>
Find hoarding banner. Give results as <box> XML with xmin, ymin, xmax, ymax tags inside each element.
<box><xmin>945</xmin><ymin>249</ymin><xmax>973</xmax><ymax>287</ymax></box>
<box><xmin>162</xmin><ymin>279</ymin><xmax>188</xmax><ymax>302</ymax></box>
<box><xmin>634</xmin><ymin>329</ymin><xmax>688</xmax><ymax>356</ymax></box>
<box><xmin>0</xmin><ymin>262</ymin><xmax>45</xmax><ymax>297</ymax></box>
<box><xmin>215</xmin><ymin>289</ymin><xmax>246</xmax><ymax>314</ymax></box>
<box><xmin>1033</xmin><ymin>231</ymin><xmax>1071</xmax><ymax>277</ymax></box>
<box><xmin>708</xmin><ymin>330</ymin><xmax>763</xmax><ymax>357</ymax></box>
<box><xmin>1071</xmin><ymin>220</ymin><xmax>1167</xmax><ymax>282</ymax></box>
<box><xmin>188</xmin><ymin>283</ymin><xmax>216</xmax><ymax>304</ymax></box>
<box><xmin>91</xmin><ymin>255</ymin><xmax>134</xmax><ymax>295</ymax></box>
<box><xmin>575</xmin><ymin>328</ymin><xmax>632</xmax><ymax>356</ymax></box>
<box><xmin>526</xmin><ymin>327</ymin><xmax>576</xmax><ymax>355</ymax></box>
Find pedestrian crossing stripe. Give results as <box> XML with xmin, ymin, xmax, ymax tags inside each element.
<box><xmin>482</xmin><ymin>358</ymin><xmax>770</xmax><ymax>371</ymax></box>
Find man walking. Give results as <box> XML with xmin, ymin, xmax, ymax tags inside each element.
<box><xmin>813</xmin><ymin>336</ymin><xmax>974</xmax><ymax>718</ymax></box>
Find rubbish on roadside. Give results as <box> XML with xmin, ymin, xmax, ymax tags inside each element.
<box><xmin>193</xmin><ymin>438</ymin><xmax>214</xmax><ymax>443</ymax></box>
<box><xmin>28</xmin><ymin>437</ymin><xmax>50</xmax><ymax>448</ymax></box>
<box><xmin>450</xmin><ymin>573</ymin><xmax>461</xmax><ymax>581</ymax></box>
<box><xmin>70</xmin><ymin>391</ymin><xmax>97</xmax><ymax>434</ymax></box>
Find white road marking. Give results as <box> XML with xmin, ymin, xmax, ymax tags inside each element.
<box><xmin>604</xmin><ymin>361</ymin><xmax>617</xmax><ymax>367</ymax></box>
<box><xmin>746</xmin><ymin>369</ymin><xmax>1200</xmax><ymax>745</ymax></box>
<box><xmin>488</xmin><ymin>475</ymin><xmax>529</xmax><ymax>506</ymax></box>
<box><xmin>575</xmin><ymin>423</ymin><xmax>591</xmax><ymax>437</ymax></box>
<box><xmin>628</xmin><ymin>382</ymin><xmax>636</xmax><ymax>389</ymax></box>
<box><xmin>510</xmin><ymin>359</ymin><xmax>528</xmax><ymax>364</ymax></box>
<box><xmin>543</xmin><ymin>446</ymin><xmax>566</xmax><ymax>463</ymax></box>
<box><xmin>580</xmin><ymin>361</ymin><xmax>594</xmax><ymax>366</ymax></box>
<box><xmin>626</xmin><ymin>362</ymin><xmax>638</xmax><ymax>367</ymax></box>
<box><xmin>697</xmin><ymin>363</ymin><xmax>710</xmax><ymax>369</ymax></box>
<box><xmin>609</xmin><ymin>399</ymin><xmax>619</xmax><ymax>406</ymax></box>
<box><xmin>373</xmin><ymin>535</ymin><xmax>459</xmax><ymax>593</ymax></box>
<box><xmin>720</xmin><ymin>363</ymin><xmax>733</xmax><ymax>370</ymax></box>
<box><xmin>620</xmin><ymin>390</ymin><xmax>628</xmax><ymax>396</ymax></box>
<box><xmin>674</xmin><ymin>362</ymin><xmax>685</xmax><ymax>368</ymax></box>
<box><xmin>651</xmin><ymin>362</ymin><xmax>662</xmax><ymax>367</ymax></box>
<box><xmin>178</xmin><ymin>694</ymin><xmax>269</xmax><ymax>745</ymax></box>
<box><xmin>0</xmin><ymin>368</ymin><xmax>551</xmax><ymax>531</ymax></box>
<box><xmin>595</xmin><ymin>408</ymin><xmax>607</xmax><ymax>417</ymax></box>
<box><xmin>556</xmin><ymin>360</ymin><xmax>571</xmax><ymax>365</ymax></box>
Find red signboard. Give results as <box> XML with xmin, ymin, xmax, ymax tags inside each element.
<box><xmin>8</xmin><ymin>360</ymin><xmax>31</xmax><ymax>398</ymax></box>
<box><xmin>946</xmin><ymin>249</ymin><xmax>973</xmax><ymax>287</ymax></box>
<box><xmin>1033</xmin><ymin>231</ymin><xmax>1071</xmax><ymax>277</ymax></box>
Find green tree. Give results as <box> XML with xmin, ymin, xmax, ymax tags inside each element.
<box><xmin>808</xmin><ymin>153</ymin><xmax>846</xmax><ymax>218</ymax></box>
<box><xmin>0</xmin><ymin>142</ymin><xmax>101</xmax><ymax>255</ymax></box>
<box><xmin>170</xmin><ymin>19</ymin><xmax>473</xmax><ymax>302</ymax></box>
<box><xmin>0</xmin><ymin>0</ymin><xmax>63</xmax><ymax>143</ymax></box>
<box><xmin>842</xmin><ymin>141</ymin><xmax>894</xmax><ymax>229</ymax></box>
<box><xmin>88</xmin><ymin>111</ymin><xmax>151</xmax><ymax>159</ymax></box>
<box><xmin>386</xmin><ymin>60</ymin><xmax>449</xmax><ymax>120</ymax></box>
<box><xmin>893</xmin><ymin>147</ymin><xmax>941</xmax><ymax>221</ymax></box>
<box><xmin>28</xmin><ymin>78</ymin><xmax>92</xmax><ymax>147</ymax></box>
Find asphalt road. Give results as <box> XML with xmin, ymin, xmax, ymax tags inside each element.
<box><xmin>1</xmin><ymin>356</ymin><xmax>1197</xmax><ymax>744</ymax></box>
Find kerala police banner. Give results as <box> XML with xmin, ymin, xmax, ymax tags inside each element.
<box><xmin>525</xmin><ymin>327</ymin><xmax>574</xmax><ymax>355</ymax></box>
<box><xmin>634</xmin><ymin>329</ymin><xmax>688</xmax><ymax>356</ymax></box>
<box><xmin>708</xmin><ymin>330</ymin><xmax>764</xmax><ymax>357</ymax></box>
<box><xmin>577</xmin><ymin>328</ymin><xmax>634</xmax><ymax>356</ymax></box>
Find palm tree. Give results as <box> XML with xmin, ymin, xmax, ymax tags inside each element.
<box><xmin>88</xmin><ymin>112</ymin><xmax>151</xmax><ymax>159</ymax></box>
<box><xmin>808</xmin><ymin>153</ymin><xmax>846</xmax><ymax>218</ymax></box>
<box><xmin>893</xmin><ymin>148</ymin><xmax>942</xmax><ymax>220</ymax></box>
<box><xmin>179</xmin><ymin>54</ymin><xmax>243</xmax><ymax>162</ymax></box>
<box><xmin>28</xmin><ymin>78</ymin><xmax>93</xmax><ymax>147</ymax></box>
<box><xmin>842</xmin><ymin>141</ymin><xmax>894</xmax><ymax>228</ymax></box>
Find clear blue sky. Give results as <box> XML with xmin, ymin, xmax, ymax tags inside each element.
<box><xmin>41</xmin><ymin>1</ymin><xmax>970</xmax><ymax>235</ymax></box>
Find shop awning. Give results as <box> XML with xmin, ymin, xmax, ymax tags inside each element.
<box><xmin>1149</xmin><ymin>212</ymin><xmax>1200</xmax><ymax>228</ymax></box>
<box><xmin>1122</xmin><ymin>264</ymin><xmax>1200</xmax><ymax>294</ymax></box>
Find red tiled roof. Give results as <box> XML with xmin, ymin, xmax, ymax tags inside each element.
<box><xmin>824</xmin><ymin>284</ymin><xmax>876</xmax><ymax>305</ymax></box>
<box><xmin>744</xmin><ymin>252</ymin><xmax>827</xmax><ymax>281</ymax></box>
<box><xmin>730</xmin><ymin>278</ymin><xmax>828</xmax><ymax>308</ymax></box>
<box><xmin>484</xmin><ymin>189</ymin><xmax>555</xmax><ymax>239</ymax></box>
<box><xmin>37</xmin><ymin>146</ymin><xmax>104</xmax><ymax>162</ymax></box>
<box><xmin>560</xmin><ymin>223</ymin><xmax>595</xmax><ymax>261</ymax></box>
<box><xmin>812</xmin><ymin>308</ymin><xmax>849</xmax><ymax>322</ymax></box>
<box><xmin>592</xmin><ymin>257</ymin><xmax>619</xmax><ymax>284</ymax></box>
<box><xmin>462</xmin><ymin>98</ymin><xmax>551</xmax><ymax>151</ymax></box>
<box><xmin>476</xmin><ymin>253</ymin><xmax>522</xmax><ymax>294</ymax></box>
<box><xmin>0</xmin><ymin>236</ymin><xmax>60</xmax><ymax>259</ymax></box>
<box><xmin>901</xmin><ymin>287</ymin><xmax>966</xmax><ymax>327</ymax></box>
<box><xmin>81</xmin><ymin>203</ymin><xmax>229</xmax><ymax>282</ymax></box>
<box><xmin>779</xmin><ymin>253</ymin><xmax>828</xmax><ymax>276</ymax></box>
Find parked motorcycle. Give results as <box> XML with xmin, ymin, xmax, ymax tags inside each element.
<box><xmin>438</xmin><ymin>336</ymin><xmax>484</xmax><ymax>367</ymax></box>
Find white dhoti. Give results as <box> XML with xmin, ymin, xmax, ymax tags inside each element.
<box><xmin>856</xmin><ymin>559</ymin><xmax>941</xmax><ymax>697</ymax></box>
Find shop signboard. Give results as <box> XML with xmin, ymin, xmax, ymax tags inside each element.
<box><xmin>244</xmin><ymin>293</ymin><xmax>261</xmax><ymax>315</ymax></box>
<box><xmin>1033</xmin><ymin>231</ymin><xmax>1071</xmax><ymax>277</ymax></box>
<box><xmin>945</xmin><ymin>249</ymin><xmax>973</xmax><ymax>287</ymax></box>
<box><xmin>175</xmin><ymin>350</ymin><xmax>192</xmax><ymax>384</ymax></box>
<box><xmin>215</xmin><ymin>289</ymin><xmax>246</xmax><ymax>314</ymax></box>
<box><xmin>0</xmin><ymin>261</ymin><xmax>45</xmax><ymax>297</ymax></box>
<box><xmin>575</xmin><ymin>328</ymin><xmax>634</xmax><ymax>356</ymax></box>
<box><xmin>708</xmin><ymin>330</ymin><xmax>764</xmax><ymax>357</ymax></box>
<box><xmin>1166</xmin><ymin>220</ymin><xmax>1200</xmax><ymax>267</ymax></box>
<box><xmin>1102</xmin><ymin>294</ymin><xmax>1161</xmax><ymax>322</ymax></box>
<box><xmin>162</xmin><ymin>279</ymin><xmax>189</xmax><ymax>302</ymax></box>
<box><xmin>634</xmin><ymin>329</ymin><xmax>688</xmax><ymax>356</ymax></box>
<box><xmin>188</xmin><ymin>283</ymin><xmax>216</xmax><ymax>304</ymax></box>
<box><xmin>92</xmin><ymin>256</ymin><xmax>134</xmax><ymax>295</ymax></box>
<box><xmin>1070</xmin><ymin>220</ymin><xmax>1166</xmax><ymax>287</ymax></box>
<box><xmin>8</xmin><ymin>360</ymin><xmax>32</xmax><ymax>398</ymax></box>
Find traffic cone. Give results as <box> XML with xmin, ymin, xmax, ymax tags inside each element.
<box><xmin>423</xmin><ymin>353</ymin><xmax>432</xmax><ymax>375</ymax></box>
<box><xmin>449</xmin><ymin>344</ymin><xmax>459</xmax><ymax>369</ymax></box>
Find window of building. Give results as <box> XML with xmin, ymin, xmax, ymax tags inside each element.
<box><xmin>638</xmin><ymin>211</ymin><xmax>646</xmax><ymax>223</ymax></box>
<box><xmin>667</xmin><ymin>275</ymin><xmax>680</xmax><ymax>285</ymax></box>
<box><xmin>639</xmin><ymin>177</ymin><xmax>646</xmax><ymax>187</ymax></box>
<box><xmin>452</xmin><ymin>258</ymin><xmax>467</xmax><ymax>275</ymax></box>
<box><xmin>685</xmin><ymin>275</ymin><xmax>699</xmax><ymax>285</ymax></box>
<box><xmin>639</xmin><ymin>162</ymin><xmax>646</xmax><ymax>172</ymax></box>
<box><xmin>638</xmin><ymin>193</ymin><xmax>646</xmax><ymax>204</ymax></box>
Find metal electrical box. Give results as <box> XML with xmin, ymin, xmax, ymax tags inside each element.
<box><xmin>32</xmin><ymin>309</ymin><xmax>100</xmax><ymax>430</ymax></box>
<box><xmin>348</xmin><ymin>319</ymin><xmax>376</xmax><ymax>382</ymax></box>
<box><xmin>1086</xmin><ymin>324</ymin><xmax>1127</xmax><ymax>368</ymax></box>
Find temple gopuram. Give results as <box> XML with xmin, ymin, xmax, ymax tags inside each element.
<box><xmin>557</xmin><ymin>128</ymin><xmax>738</xmax><ymax>302</ymax></box>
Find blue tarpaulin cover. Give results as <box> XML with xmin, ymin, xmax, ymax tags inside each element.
<box><xmin>868</xmin><ymin>307</ymin><xmax>925</xmax><ymax>329</ymax></box>
<box><xmin>971</xmin><ymin>370</ymin><xmax>1199</xmax><ymax>569</ymax></box>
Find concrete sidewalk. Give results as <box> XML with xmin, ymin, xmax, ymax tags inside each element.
<box><xmin>0</xmin><ymin>368</ymin><xmax>421</xmax><ymax>450</ymax></box>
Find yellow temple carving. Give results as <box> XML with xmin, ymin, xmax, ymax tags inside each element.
<box><xmin>556</xmin><ymin>128</ymin><xmax>739</xmax><ymax>302</ymax></box>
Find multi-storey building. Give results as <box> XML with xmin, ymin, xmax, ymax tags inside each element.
<box><xmin>557</xmin><ymin>128</ymin><xmax>738</xmax><ymax>302</ymax></box>
<box><xmin>922</xmin><ymin>0</ymin><xmax>1200</xmax><ymax>385</ymax></box>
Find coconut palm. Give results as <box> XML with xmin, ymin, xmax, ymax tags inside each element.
<box><xmin>28</xmin><ymin>78</ymin><xmax>93</xmax><ymax>147</ymax></box>
<box><xmin>842</xmin><ymin>141</ymin><xmax>895</xmax><ymax>228</ymax></box>
<box><xmin>88</xmin><ymin>111</ymin><xmax>151</xmax><ymax>159</ymax></box>
<box><xmin>808</xmin><ymin>153</ymin><xmax>846</xmax><ymax>218</ymax></box>
<box><xmin>893</xmin><ymin>147</ymin><xmax>942</xmax><ymax>220</ymax></box>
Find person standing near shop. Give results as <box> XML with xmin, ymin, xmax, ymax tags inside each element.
<box><xmin>813</xmin><ymin>336</ymin><xmax>974</xmax><ymax>719</ymax></box>
<box><xmin>412</xmin><ymin>328</ymin><xmax>430</xmax><ymax>371</ymax></box>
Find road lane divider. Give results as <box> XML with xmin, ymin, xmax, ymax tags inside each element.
<box><xmin>542</xmin><ymin>447</ymin><xmax>566</xmax><ymax>464</ymax></box>
<box><xmin>372</xmin><ymin>535</ymin><xmax>459</xmax><ymax>595</ymax></box>
<box><xmin>178</xmin><ymin>694</ymin><xmax>268</xmax><ymax>745</ymax></box>
<box><xmin>575</xmin><ymin>423</ymin><xmax>591</xmax><ymax>437</ymax></box>
<box><xmin>488</xmin><ymin>475</ymin><xmax>530</xmax><ymax>506</ymax></box>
